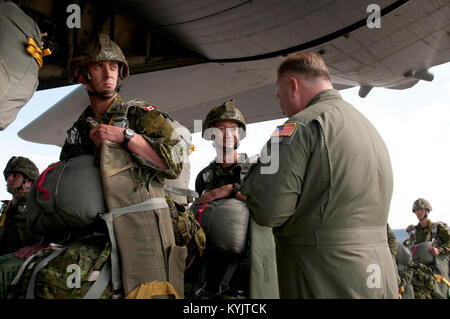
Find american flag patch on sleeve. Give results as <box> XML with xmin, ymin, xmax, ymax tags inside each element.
<box><xmin>271</xmin><ymin>123</ymin><xmax>296</xmax><ymax>137</ymax></box>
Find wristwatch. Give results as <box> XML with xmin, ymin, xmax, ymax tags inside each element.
<box><xmin>231</xmin><ymin>183</ymin><xmax>241</xmax><ymax>198</ymax></box>
<box><xmin>121</xmin><ymin>128</ymin><xmax>135</xmax><ymax>146</ymax></box>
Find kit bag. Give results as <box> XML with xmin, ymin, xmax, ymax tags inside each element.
<box><xmin>0</xmin><ymin>1</ymin><xmax>45</xmax><ymax>130</ymax></box>
<box><xmin>26</xmin><ymin>155</ymin><xmax>106</xmax><ymax>236</ymax></box>
<box><xmin>99</xmin><ymin>140</ymin><xmax>186</xmax><ymax>297</ymax></box>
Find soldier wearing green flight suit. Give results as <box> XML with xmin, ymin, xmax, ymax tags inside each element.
<box><xmin>241</xmin><ymin>51</ymin><xmax>398</xmax><ymax>298</ymax></box>
<box><xmin>0</xmin><ymin>156</ymin><xmax>43</xmax><ymax>255</ymax></box>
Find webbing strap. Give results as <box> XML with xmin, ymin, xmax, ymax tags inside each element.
<box><xmin>0</xmin><ymin>201</ymin><xmax>11</xmax><ymax>226</ymax></box>
<box><xmin>26</xmin><ymin>247</ymin><xmax>68</xmax><ymax>299</ymax></box>
<box><xmin>435</xmin><ymin>274</ymin><xmax>450</xmax><ymax>287</ymax></box>
<box><xmin>219</xmin><ymin>259</ymin><xmax>239</xmax><ymax>292</ymax></box>
<box><xmin>100</xmin><ymin>198</ymin><xmax>169</xmax><ymax>291</ymax></box>
<box><xmin>164</xmin><ymin>184</ymin><xmax>198</xmax><ymax>199</ymax></box>
<box><xmin>83</xmin><ymin>261</ymin><xmax>111</xmax><ymax>299</ymax></box>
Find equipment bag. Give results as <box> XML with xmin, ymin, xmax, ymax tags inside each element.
<box><xmin>26</xmin><ymin>155</ymin><xmax>106</xmax><ymax>236</ymax></box>
<box><xmin>0</xmin><ymin>1</ymin><xmax>50</xmax><ymax>130</ymax></box>
<box><xmin>99</xmin><ymin>140</ymin><xmax>186</xmax><ymax>297</ymax></box>
<box><xmin>192</xmin><ymin>198</ymin><xmax>249</xmax><ymax>257</ymax></box>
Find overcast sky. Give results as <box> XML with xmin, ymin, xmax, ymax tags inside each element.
<box><xmin>1</xmin><ymin>61</ymin><xmax>449</xmax><ymax>230</ymax></box>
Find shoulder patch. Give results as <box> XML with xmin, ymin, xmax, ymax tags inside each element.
<box><xmin>271</xmin><ymin>123</ymin><xmax>296</xmax><ymax>137</ymax></box>
<box><xmin>144</xmin><ymin>105</ymin><xmax>157</xmax><ymax>111</ymax></box>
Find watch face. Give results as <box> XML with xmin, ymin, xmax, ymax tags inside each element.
<box><xmin>125</xmin><ymin>128</ymin><xmax>134</xmax><ymax>136</ymax></box>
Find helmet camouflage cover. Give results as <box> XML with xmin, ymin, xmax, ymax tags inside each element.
<box><xmin>69</xmin><ymin>33</ymin><xmax>129</xmax><ymax>83</ymax></box>
<box><xmin>412</xmin><ymin>198</ymin><xmax>432</xmax><ymax>212</ymax></box>
<box><xmin>3</xmin><ymin>156</ymin><xmax>39</xmax><ymax>182</ymax></box>
<box><xmin>202</xmin><ymin>99</ymin><xmax>247</xmax><ymax>140</ymax></box>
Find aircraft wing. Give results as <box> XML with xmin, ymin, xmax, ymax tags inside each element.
<box><xmin>17</xmin><ymin>0</ymin><xmax>450</xmax><ymax>146</ymax></box>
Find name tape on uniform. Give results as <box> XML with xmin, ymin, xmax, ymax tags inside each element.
<box><xmin>271</xmin><ymin>123</ymin><xmax>296</xmax><ymax>137</ymax></box>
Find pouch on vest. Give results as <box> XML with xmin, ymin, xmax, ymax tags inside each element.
<box><xmin>192</xmin><ymin>198</ymin><xmax>249</xmax><ymax>257</ymax></box>
<box><xmin>161</xmin><ymin>113</ymin><xmax>198</xmax><ymax>205</ymax></box>
<box><xmin>26</xmin><ymin>155</ymin><xmax>106</xmax><ymax>236</ymax></box>
<box><xmin>99</xmin><ymin>140</ymin><xmax>186</xmax><ymax>297</ymax></box>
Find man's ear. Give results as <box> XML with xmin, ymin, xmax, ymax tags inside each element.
<box><xmin>288</xmin><ymin>76</ymin><xmax>301</xmax><ymax>94</ymax></box>
<box><xmin>77</xmin><ymin>73</ymin><xmax>86</xmax><ymax>85</ymax></box>
<box><xmin>77</xmin><ymin>72</ymin><xmax>89</xmax><ymax>85</ymax></box>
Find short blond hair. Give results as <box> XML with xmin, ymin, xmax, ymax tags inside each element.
<box><xmin>277</xmin><ymin>52</ymin><xmax>331</xmax><ymax>82</ymax></box>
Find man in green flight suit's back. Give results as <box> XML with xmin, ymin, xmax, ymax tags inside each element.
<box><xmin>241</xmin><ymin>52</ymin><xmax>398</xmax><ymax>298</ymax></box>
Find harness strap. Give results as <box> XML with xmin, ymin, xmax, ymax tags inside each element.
<box><xmin>218</xmin><ymin>259</ymin><xmax>240</xmax><ymax>295</ymax></box>
<box><xmin>100</xmin><ymin>198</ymin><xmax>169</xmax><ymax>291</ymax></box>
<box><xmin>26</xmin><ymin>246</ymin><xmax>68</xmax><ymax>299</ymax></box>
<box><xmin>164</xmin><ymin>184</ymin><xmax>198</xmax><ymax>199</ymax></box>
<box><xmin>434</xmin><ymin>274</ymin><xmax>450</xmax><ymax>287</ymax></box>
<box><xmin>0</xmin><ymin>201</ymin><xmax>11</xmax><ymax>226</ymax></box>
<box><xmin>83</xmin><ymin>261</ymin><xmax>111</xmax><ymax>299</ymax></box>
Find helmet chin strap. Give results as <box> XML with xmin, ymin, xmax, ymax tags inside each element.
<box><xmin>7</xmin><ymin>180</ymin><xmax>30</xmax><ymax>196</ymax></box>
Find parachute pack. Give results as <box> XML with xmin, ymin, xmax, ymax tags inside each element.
<box><xmin>26</xmin><ymin>154</ymin><xmax>106</xmax><ymax>237</ymax></box>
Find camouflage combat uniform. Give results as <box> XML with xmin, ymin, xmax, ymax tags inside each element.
<box><xmin>0</xmin><ymin>194</ymin><xmax>43</xmax><ymax>255</ymax></box>
<box><xmin>405</xmin><ymin>222</ymin><xmax>450</xmax><ymax>255</ymax></box>
<box><xmin>60</xmin><ymin>95</ymin><xmax>182</xmax><ymax>179</ymax></box>
<box><xmin>387</xmin><ymin>224</ymin><xmax>397</xmax><ymax>257</ymax></box>
<box><xmin>195</xmin><ymin>154</ymin><xmax>248</xmax><ymax>196</ymax></box>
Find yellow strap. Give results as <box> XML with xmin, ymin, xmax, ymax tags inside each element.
<box><xmin>25</xmin><ymin>37</ymin><xmax>51</xmax><ymax>68</ymax></box>
<box><xmin>434</xmin><ymin>274</ymin><xmax>450</xmax><ymax>287</ymax></box>
<box><xmin>125</xmin><ymin>281</ymin><xmax>181</xmax><ymax>299</ymax></box>
<box><xmin>0</xmin><ymin>202</ymin><xmax>11</xmax><ymax>226</ymax></box>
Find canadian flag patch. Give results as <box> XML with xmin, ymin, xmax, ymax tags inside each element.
<box><xmin>144</xmin><ymin>105</ymin><xmax>157</xmax><ymax>111</ymax></box>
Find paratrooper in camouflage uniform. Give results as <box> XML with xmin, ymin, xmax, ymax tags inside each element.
<box><xmin>7</xmin><ymin>34</ymin><xmax>202</xmax><ymax>299</ymax></box>
<box><xmin>0</xmin><ymin>156</ymin><xmax>42</xmax><ymax>255</ymax></box>
<box><xmin>401</xmin><ymin>198</ymin><xmax>450</xmax><ymax>299</ymax></box>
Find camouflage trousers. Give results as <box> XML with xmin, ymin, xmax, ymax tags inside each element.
<box><xmin>7</xmin><ymin>234</ymin><xmax>113</xmax><ymax>299</ymax></box>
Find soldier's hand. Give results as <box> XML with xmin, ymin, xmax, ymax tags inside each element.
<box><xmin>89</xmin><ymin>124</ymin><xmax>125</xmax><ymax>149</ymax></box>
<box><xmin>197</xmin><ymin>184</ymin><xmax>233</xmax><ymax>203</ymax></box>
<box><xmin>430</xmin><ymin>247</ymin><xmax>440</xmax><ymax>256</ymax></box>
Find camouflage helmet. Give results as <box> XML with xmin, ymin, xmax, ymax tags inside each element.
<box><xmin>202</xmin><ymin>99</ymin><xmax>246</xmax><ymax>140</ymax></box>
<box><xmin>412</xmin><ymin>198</ymin><xmax>432</xmax><ymax>212</ymax></box>
<box><xmin>3</xmin><ymin>156</ymin><xmax>39</xmax><ymax>182</ymax></box>
<box><xmin>69</xmin><ymin>33</ymin><xmax>129</xmax><ymax>83</ymax></box>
